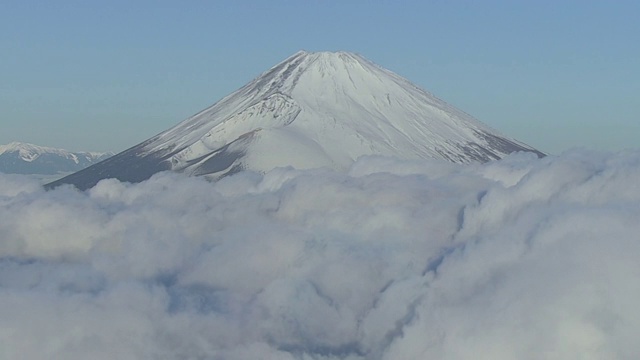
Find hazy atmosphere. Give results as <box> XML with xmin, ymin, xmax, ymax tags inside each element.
<box><xmin>2</xmin><ymin>2</ymin><xmax>640</xmax><ymax>359</ymax></box>
<box><xmin>2</xmin><ymin>1</ymin><xmax>639</xmax><ymax>154</ymax></box>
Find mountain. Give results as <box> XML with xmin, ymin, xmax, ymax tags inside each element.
<box><xmin>47</xmin><ymin>51</ymin><xmax>544</xmax><ymax>190</ymax></box>
<box><xmin>0</xmin><ymin>142</ymin><xmax>113</xmax><ymax>176</ymax></box>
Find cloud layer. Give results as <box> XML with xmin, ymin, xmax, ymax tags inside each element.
<box><xmin>1</xmin><ymin>149</ymin><xmax>640</xmax><ymax>359</ymax></box>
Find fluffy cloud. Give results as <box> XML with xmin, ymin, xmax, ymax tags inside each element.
<box><xmin>1</xmin><ymin>150</ymin><xmax>639</xmax><ymax>359</ymax></box>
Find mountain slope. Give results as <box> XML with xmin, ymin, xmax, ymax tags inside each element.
<box><xmin>0</xmin><ymin>142</ymin><xmax>113</xmax><ymax>175</ymax></box>
<box><xmin>47</xmin><ymin>51</ymin><xmax>543</xmax><ymax>190</ymax></box>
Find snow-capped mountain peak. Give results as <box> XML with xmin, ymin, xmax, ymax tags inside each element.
<box><xmin>144</xmin><ymin>50</ymin><xmax>542</xmax><ymax>171</ymax></box>
<box><xmin>3</xmin><ymin>142</ymin><xmax>72</xmax><ymax>163</ymax></box>
<box><xmin>47</xmin><ymin>51</ymin><xmax>543</xmax><ymax>190</ymax></box>
<box><xmin>0</xmin><ymin>142</ymin><xmax>113</xmax><ymax>175</ymax></box>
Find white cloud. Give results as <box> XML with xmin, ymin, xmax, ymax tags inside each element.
<box><xmin>1</xmin><ymin>149</ymin><xmax>640</xmax><ymax>359</ymax></box>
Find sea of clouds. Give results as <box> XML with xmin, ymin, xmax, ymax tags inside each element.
<box><xmin>1</xmin><ymin>149</ymin><xmax>640</xmax><ymax>359</ymax></box>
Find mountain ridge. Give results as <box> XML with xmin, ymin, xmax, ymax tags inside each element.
<box><xmin>0</xmin><ymin>142</ymin><xmax>113</xmax><ymax>175</ymax></box>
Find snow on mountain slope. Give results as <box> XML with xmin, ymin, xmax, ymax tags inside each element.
<box><xmin>0</xmin><ymin>142</ymin><xmax>103</xmax><ymax>163</ymax></box>
<box><xmin>47</xmin><ymin>51</ymin><xmax>543</xmax><ymax>190</ymax></box>
<box><xmin>0</xmin><ymin>142</ymin><xmax>113</xmax><ymax>175</ymax></box>
<box><xmin>145</xmin><ymin>51</ymin><xmax>542</xmax><ymax>173</ymax></box>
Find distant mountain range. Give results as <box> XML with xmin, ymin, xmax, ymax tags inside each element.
<box><xmin>48</xmin><ymin>51</ymin><xmax>544</xmax><ymax>190</ymax></box>
<box><xmin>0</xmin><ymin>142</ymin><xmax>113</xmax><ymax>175</ymax></box>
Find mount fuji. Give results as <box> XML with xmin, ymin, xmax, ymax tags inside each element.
<box><xmin>47</xmin><ymin>51</ymin><xmax>543</xmax><ymax>190</ymax></box>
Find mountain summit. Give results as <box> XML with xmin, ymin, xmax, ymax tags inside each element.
<box><xmin>47</xmin><ymin>51</ymin><xmax>543</xmax><ymax>190</ymax></box>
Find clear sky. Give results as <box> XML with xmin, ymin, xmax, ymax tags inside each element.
<box><xmin>2</xmin><ymin>1</ymin><xmax>639</xmax><ymax>154</ymax></box>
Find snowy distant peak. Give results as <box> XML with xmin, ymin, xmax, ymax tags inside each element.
<box><xmin>0</xmin><ymin>141</ymin><xmax>64</xmax><ymax>156</ymax></box>
<box><xmin>0</xmin><ymin>142</ymin><xmax>111</xmax><ymax>163</ymax></box>
<box><xmin>1</xmin><ymin>142</ymin><xmax>73</xmax><ymax>163</ymax></box>
<box><xmin>0</xmin><ymin>142</ymin><xmax>115</xmax><ymax>176</ymax></box>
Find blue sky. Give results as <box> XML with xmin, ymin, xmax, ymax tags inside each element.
<box><xmin>2</xmin><ymin>1</ymin><xmax>639</xmax><ymax>154</ymax></box>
